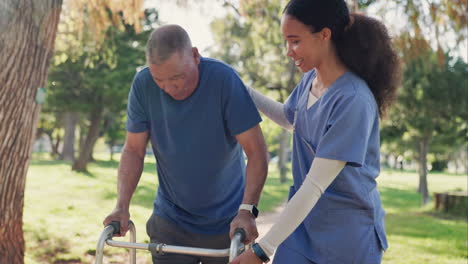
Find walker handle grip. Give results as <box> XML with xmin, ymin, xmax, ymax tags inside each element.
<box><xmin>233</xmin><ymin>228</ymin><xmax>246</xmax><ymax>243</ymax></box>
<box><xmin>107</xmin><ymin>220</ymin><xmax>134</xmax><ymax>236</ymax></box>
<box><xmin>108</xmin><ymin>221</ymin><xmax>121</xmax><ymax>235</ymax></box>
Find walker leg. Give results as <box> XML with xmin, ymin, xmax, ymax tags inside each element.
<box><xmin>128</xmin><ymin>222</ymin><xmax>136</xmax><ymax>264</ymax></box>
<box><xmin>95</xmin><ymin>225</ymin><xmax>115</xmax><ymax>264</ymax></box>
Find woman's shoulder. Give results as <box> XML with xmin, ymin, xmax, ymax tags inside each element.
<box><xmin>324</xmin><ymin>71</ymin><xmax>377</xmax><ymax>113</ymax></box>
<box><xmin>334</xmin><ymin>72</ymin><xmax>374</xmax><ymax>101</ymax></box>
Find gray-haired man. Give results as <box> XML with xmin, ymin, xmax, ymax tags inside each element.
<box><xmin>103</xmin><ymin>24</ymin><xmax>268</xmax><ymax>264</ymax></box>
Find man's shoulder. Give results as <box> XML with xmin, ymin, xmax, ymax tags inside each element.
<box><xmin>201</xmin><ymin>57</ymin><xmax>237</xmax><ymax>75</ymax></box>
<box><xmin>131</xmin><ymin>67</ymin><xmax>155</xmax><ymax>94</ymax></box>
<box><xmin>134</xmin><ymin>66</ymin><xmax>152</xmax><ymax>82</ymax></box>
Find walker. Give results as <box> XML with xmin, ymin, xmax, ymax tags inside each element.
<box><xmin>95</xmin><ymin>220</ymin><xmax>246</xmax><ymax>264</ymax></box>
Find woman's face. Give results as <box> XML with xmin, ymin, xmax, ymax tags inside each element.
<box><xmin>281</xmin><ymin>14</ymin><xmax>327</xmax><ymax>72</ymax></box>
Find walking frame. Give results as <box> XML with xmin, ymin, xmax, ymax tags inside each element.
<box><xmin>95</xmin><ymin>220</ymin><xmax>247</xmax><ymax>264</ymax></box>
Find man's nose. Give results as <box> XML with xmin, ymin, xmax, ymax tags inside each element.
<box><xmin>162</xmin><ymin>84</ymin><xmax>177</xmax><ymax>92</ymax></box>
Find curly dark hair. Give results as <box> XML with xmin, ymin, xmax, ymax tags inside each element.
<box><xmin>284</xmin><ymin>0</ymin><xmax>401</xmax><ymax>117</ymax></box>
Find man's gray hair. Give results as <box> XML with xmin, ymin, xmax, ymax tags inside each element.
<box><xmin>146</xmin><ymin>24</ymin><xmax>193</xmax><ymax>65</ymax></box>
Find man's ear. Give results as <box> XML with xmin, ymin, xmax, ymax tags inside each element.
<box><xmin>192</xmin><ymin>47</ymin><xmax>200</xmax><ymax>64</ymax></box>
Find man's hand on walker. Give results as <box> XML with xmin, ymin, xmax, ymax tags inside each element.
<box><xmin>103</xmin><ymin>207</ymin><xmax>130</xmax><ymax>237</ymax></box>
<box><xmin>230</xmin><ymin>210</ymin><xmax>258</xmax><ymax>244</ymax></box>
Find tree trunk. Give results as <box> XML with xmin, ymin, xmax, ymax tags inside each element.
<box><xmin>52</xmin><ymin>132</ymin><xmax>61</xmax><ymax>157</ymax></box>
<box><xmin>278</xmin><ymin>129</ymin><xmax>289</xmax><ymax>183</ymax></box>
<box><xmin>78</xmin><ymin>124</ymin><xmax>86</xmax><ymax>153</ymax></box>
<box><xmin>417</xmin><ymin>136</ymin><xmax>431</xmax><ymax>205</ymax></box>
<box><xmin>382</xmin><ymin>153</ymin><xmax>390</xmax><ymax>168</ymax></box>
<box><xmin>72</xmin><ymin>106</ymin><xmax>103</xmax><ymax>172</ymax></box>
<box><xmin>0</xmin><ymin>1</ymin><xmax>62</xmax><ymax>263</ymax></box>
<box><xmin>392</xmin><ymin>155</ymin><xmax>398</xmax><ymax>169</ymax></box>
<box><xmin>59</xmin><ymin>112</ymin><xmax>79</xmax><ymax>161</ymax></box>
<box><xmin>44</xmin><ymin>131</ymin><xmax>60</xmax><ymax>157</ymax></box>
<box><xmin>108</xmin><ymin>142</ymin><xmax>116</xmax><ymax>161</ymax></box>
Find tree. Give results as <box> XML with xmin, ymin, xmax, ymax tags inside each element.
<box><xmin>36</xmin><ymin>110</ymin><xmax>63</xmax><ymax>158</ymax></box>
<box><xmin>211</xmin><ymin>0</ymin><xmax>299</xmax><ymax>182</ymax></box>
<box><xmin>70</xmin><ymin>10</ymin><xmax>154</xmax><ymax>171</ymax></box>
<box><xmin>375</xmin><ymin>0</ymin><xmax>466</xmax><ymax>205</ymax></box>
<box><xmin>347</xmin><ymin>0</ymin><xmax>377</xmax><ymax>12</ymax></box>
<box><xmin>376</xmin><ymin>0</ymin><xmax>466</xmax><ymax>64</ymax></box>
<box><xmin>103</xmin><ymin>110</ymin><xmax>127</xmax><ymax>161</ymax></box>
<box><xmin>388</xmin><ymin>49</ymin><xmax>467</xmax><ymax>205</ymax></box>
<box><xmin>0</xmin><ymin>1</ymin><xmax>145</xmax><ymax>262</ymax></box>
<box><xmin>46</xmin><ymin>57</ymin><xmax>88</xmax><ymax>161</ymax></box>
<box><xmin>0</xmin><ymin>1</ymin><xmax>63</xmax><ymax>262</ymax></box>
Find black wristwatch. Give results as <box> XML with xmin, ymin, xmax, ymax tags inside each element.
<box><xmin>252</xmin><ymin>243</ymin><xmax>270</xmax><ymax>262</ymax></box>
<box><xmin>238</xmin><ymin>204</ymin><xmax>259</xmax><ymax>218</ymax></box>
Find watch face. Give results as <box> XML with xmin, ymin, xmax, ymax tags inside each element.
<box><xmin>252</xmin><ymin>206</ymin><xmax>259</xmax><ymax>218</ymax></box>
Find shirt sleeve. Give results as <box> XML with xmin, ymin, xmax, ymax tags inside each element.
<box><xmin>126</xmin><ymin>73</ymin><xmax>149</xmax><ymax>133</ymax></box>
<box><xmin>284</xmin><ymin>70</ymin><xmax>315</xmax><ymax>125</ymax></box>
<box><xmin>315</xmin><ymin>92</ymin><xmax>377</xmax><ymax>167</ymax></box>
<box><xmin>222</xmin><ymin>71</ymin><xmax>262</xmax><ymax>136</ymax></box>
<box><xmin>258</xmin><ymin>158</ymin><xmax>345</xmax><ymax>256</ymax></box>
<box><xmin>283</xmin><ymin>85</ymin><xmax>300</xmax><ymax>126</ymax></box>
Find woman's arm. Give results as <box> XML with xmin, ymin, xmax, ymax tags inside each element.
<box><xmin>247</xmin><ymin>87</ymin><xmax>294</xmax><ymax>131</ymax></box>
<box><xmin>258</xmin><ymin>157</ymin><xmax>346</xmax><ymax>256</ymax></box>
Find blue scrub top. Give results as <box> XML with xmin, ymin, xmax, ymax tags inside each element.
<box><xmin>282</xmin><ymin>70</ymin><xmax>387</xmax><ymax>263</ymax></box>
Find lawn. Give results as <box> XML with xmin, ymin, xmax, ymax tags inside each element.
<box><xmin>23</xmin><ymin>155</ymin><xmax>291</xmax><ymax>263</ymax></box>
<box><xmin>23</xmin><ymin>156</ymin><xmax>466</xmax><ymax>263</ymax></box>
<box><xmin>378</xmin><ymin>169</ymin><xmax>467</xmax><ymax>264</ymax></box>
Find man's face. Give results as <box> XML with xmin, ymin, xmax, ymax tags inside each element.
<box><xmin>149</xmin><ymin>48</ymin><xmax>200</xmax><ymax>100</ymax></box>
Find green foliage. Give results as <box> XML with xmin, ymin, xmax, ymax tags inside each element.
<box><xmin>356</xmin><ymin>0</ymin><xmax>377</xmax><ymax>9</ymax></box>
<box><xmin>382</xmin><ymin>0</ymin><xmax>466</xmax><ymax>64</ymax></box>
<box><xmin>41</xmin><ymin>9</ymin><xmax>159</xmax><ymax>157</ymax></box>
<box><xmin>259</xmin><ymin>117</ymin><xmax>288</xmax><ymax>157</ymax></box>
<box><xmin>210</xmin><ymin>0</ymin><xmax>299</xmax><ymax>97</ymax></box>
<box><xmin>385</xmin><ymin>51</ymin><xmax>467</xmax><ymax>157</ymax></box>
<box><xmin>210</xmin><ymin>0</ymin><xmax>298</xmax><ymax>171</ymax></box>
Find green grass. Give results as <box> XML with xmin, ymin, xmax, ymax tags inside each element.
<box><xmin>378</xmin><ymin>170</ymin><xmax>467</xmax><ymax>264</ymax></box>
<box><xmin>24</xmin><ymin>155</ymin><xmax>290</xmax><ymax>263</ymax></box>
<box><xmin>23</xmin><ymin>157</ymin><xmax>467</xmax><ymax>263</ymax></box>
<box><xmin>24</xmin><ymin>155</ymin><xmax>159</xmax><ymax>263</ymax></box>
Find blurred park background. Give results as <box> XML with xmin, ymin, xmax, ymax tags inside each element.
<box><xmin>0</xmin><ymin>0</ymin><xmax>466</xmax><ymax>263</ymax></box>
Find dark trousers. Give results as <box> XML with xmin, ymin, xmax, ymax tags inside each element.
<box><xmin>146</xmin><ymin>214</ymin><xmax>230</xmax><ymax>264</ymax></box>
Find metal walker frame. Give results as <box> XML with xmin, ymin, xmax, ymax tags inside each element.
<box><xmin>95</xmin><ymin>221</ymin><xmax>246</xmax><ymax>264</ymax></box>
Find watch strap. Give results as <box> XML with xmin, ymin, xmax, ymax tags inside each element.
<box><xmin>239</xmin><ymin>203</ymin><xmax>259</xmax><ymax>218</ymax></box>
<box><xmin>252</xmin><ymin>243</ymin><xmax>270</xmax><ymax>262</ymax></box>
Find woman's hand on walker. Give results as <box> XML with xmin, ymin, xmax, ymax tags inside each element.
<box><xmin>230</xmin><ymin>249</ymin><xmax>263</xmax><ymax>264</ymax></box>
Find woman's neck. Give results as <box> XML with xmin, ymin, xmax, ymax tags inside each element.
<box><xmin>314</xmin><ymin>52</ymin><xmax>348</xmax><ymax>89</ymax></box>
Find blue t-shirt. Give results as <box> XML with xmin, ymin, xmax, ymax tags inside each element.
<box><xmin>282</xmin><ymin>70</ymin><xmax>387</xmax><ymax>263</ymax></box>
<box><xmin>126</xmin><ymin>57</ymin><xmax>262</xmax><ymax>234</ymax></box>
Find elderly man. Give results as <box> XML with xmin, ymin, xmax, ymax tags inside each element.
<box><xmin>103</xmin><ymin>24</ymin><xmax>268</xmax><ymax>264</ymax></box>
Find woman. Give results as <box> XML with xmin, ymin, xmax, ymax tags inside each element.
<box><xmin>230</xmin><ymin>0</ymin><xmax>400</xmax><ymax>263</ymax></box>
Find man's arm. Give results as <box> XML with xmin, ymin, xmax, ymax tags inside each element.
<box><xmin>103</xmin><ymin>131</ymin><xmax>149</xmax><ymax>236</ymax></box>
<box><xmin>230</xmin><ymin>124</ymin><xmax>269</xmax><ymax>244</ymax></box>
